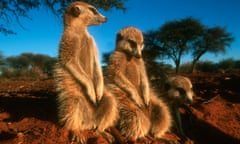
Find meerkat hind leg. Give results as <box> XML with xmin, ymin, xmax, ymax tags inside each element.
<box><xmin>118</xmin><ymin>101</ymin><xmax>151</xmax><ymax>139</ymax></box>
<box><xmin>149</xmin><ymin>95</ymin><xmax>171</xmax><ymax>138</ymax></box>
<box><xmin>95</xmin><ymin>91</ymin><xmax>118</xmax><ymax>132</ymax></box>
<box><xmin>94</xmin><ymin>90</ymin><xmax>118</xmax><ymax>143</ymax></box>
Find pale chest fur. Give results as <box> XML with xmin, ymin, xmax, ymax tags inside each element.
<box><xmin>59</xmin><ymin>30</ymin><xmax>96</xmax><ymax>78</ymax></box>
<box><xmin>125</xmin><ymin>57</ymin><xmax>142</xmax><ymax>90</ymax></box>
<box><xmin>77</xmin><ymin>35</ymin><xmax>95</xmax><ymax>76</ymax></box>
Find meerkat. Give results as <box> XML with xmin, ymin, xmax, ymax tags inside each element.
<box><xmin>159</xmin><ymin>75</ymin><xmax>194</xmax><ymax>141</ymax></box>
<box><xmin>104</xmin><ymin>26</ymin><xmax>171</xmax><ymax>142</ymax></box>
<box><xmin>54</xmin><ymin>2</ymin><xmax>118</xmax><ymax>143</ymax></box>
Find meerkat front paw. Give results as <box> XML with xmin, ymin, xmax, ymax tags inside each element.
<box><xmin>130</xmin><ymin>92</ymin><xmax>145</xmax><ymax>107</ymax></box>
<box><xmin>86</xmin><ymin>86</ymin><xmax>97</xmax><ymax>104</ymax></box>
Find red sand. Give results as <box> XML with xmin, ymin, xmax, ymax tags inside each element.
<box><xmin>0</xmin><ymin>73</ymin><xmax>239</xmax><ymax>144</ymax></box>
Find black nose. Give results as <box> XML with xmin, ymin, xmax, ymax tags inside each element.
<box><xmin>135</xmin><ymin>54</ymin><xmax>141</xmax><ymax>59</ymax></box>
<box><xmin>103</xmin><ymin>17</ymin><xmax>108</xmax><ymax>22</ymax></box>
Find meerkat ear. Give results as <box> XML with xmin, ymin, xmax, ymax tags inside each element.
<box><xmin>70</xmin><ymin>6</ymin><xmax>81</xmax><ymax>17</ymax></box>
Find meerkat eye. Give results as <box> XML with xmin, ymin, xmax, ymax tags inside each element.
<box><xmin>176</xmin><ymin>87</ymin><xmax>186</xmax><ymax>95</ymax></box>
<box><xmin>89</xmin><ymin>7</ymin><xmax>98</xmax><ymax>15</ymax></box>
<box><xmin>128</xmin><ymin>39</ymin><xmax>137</xmax><ymax>48</ymax></box>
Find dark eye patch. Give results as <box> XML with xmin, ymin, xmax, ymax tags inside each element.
<box><xmin>89</xmin><ymin>7</ymin><xmax>98</xmax><ymax>14</ymax></box>
<box><xmin>127</xmin><ymin>39</ymin><xmax>137</xmax><ymax>48</ymax></box>
<box><xmin>176</xmin><ymin>87</ymin><xmax>186</xmax><ymax>95</ymax></box>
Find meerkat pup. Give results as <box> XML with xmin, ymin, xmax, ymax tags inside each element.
<box><xmin>160</xmin><ymin>75</ymin><xmax>194</xmax><ymax>141</ymax></box>
<box><xmin>104</xmin><ymin>26</ymin><xmax>171</xmax><ymax>142</ymax></box>
<box><xmin>54</xmin><ymin>2</ymin><xmax>117</xmax><ymax>143</ymax></box>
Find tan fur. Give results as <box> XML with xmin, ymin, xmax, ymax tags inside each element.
<box><xmin>105</xmin><ymin>27</ymin><xmax>171</xmax><ymax>140</ymax></box>
<box><xmin>168</xmin><ymin>76</ymin><xmax>194</xmax><ymax>104</ymax></box>
<box><xmin>54</xmin><ymin>2</ymin><xmax>117</xmax><ymax>143</ymax></box>
<box><xmin>160</xmin><ymin>75</ymin><xmax>194</xmax><ymax>140</ymax></box>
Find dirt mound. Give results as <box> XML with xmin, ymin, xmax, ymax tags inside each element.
<box><xmin>0</xmin><ymin>73</ymin><xmax>240</xmax><ymax>144</ymax></box>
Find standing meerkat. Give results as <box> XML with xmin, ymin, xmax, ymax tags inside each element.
<box><xmin>105</xmin><ymin>26</ymin><xmax>171</xmax><ymax>142</ymax></box>
<box><xmin>54</xmin><ymin>1</ymin><xmax>118</xmax><ymax>143</ymax></box>
<box><xmin>159</xmin><ymin>75</ymin><xmax>194</xmax><ymax>141</ymax></box>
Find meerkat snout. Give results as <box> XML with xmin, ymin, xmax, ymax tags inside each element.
<box><xmin>94</xmin><ymin>16</ymin><xmax>107</xmax><ymax>24</ymax></box>
<box><xmin>132</xmin><ymin>49</ymin><xmax>141</xmax><ymax>58</ymax></box>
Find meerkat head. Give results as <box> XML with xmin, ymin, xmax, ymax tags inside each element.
<box><xmin>115</xmin><ymin>27</ymin><xmax>144</xmax><ymax>58</ymax></box>
<box><xmin>165</xmin><ymin>76</ymin><xmax>194</xmax><ymax>104</ymax></box>
<box><xmin>64</xmin><ymin>2</ymin><xmax>107</xmax><ymax>28</ymax></box>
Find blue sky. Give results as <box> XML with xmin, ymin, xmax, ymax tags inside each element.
<box><xmin>0</xmin><ymin>0</ymin><xmax>239</xmax><ymax>65</ymax></box>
